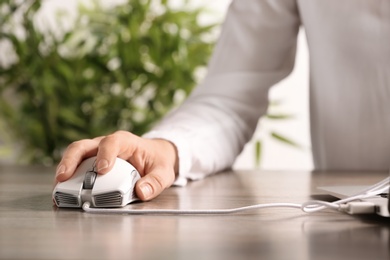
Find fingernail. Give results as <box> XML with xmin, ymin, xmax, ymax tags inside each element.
<box><xmin>140</xmin><ymin>183</ymin><xmax>153</xmax><ymax>199</ymax></box>
<box><xmin>56</xmin><ymin>165</ymin><xmax>65</xmax><ymax>178</ymax></box>
<box><xmin>96</xmin><ymin>159</ymin><xmax>109</xmax><ymax>172</ymax></box>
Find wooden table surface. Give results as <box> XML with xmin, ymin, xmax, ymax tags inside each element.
<box><xmin>0</xmin><ymin>164</ymin><xmax>389</xmax><ymax>260</ymax></box>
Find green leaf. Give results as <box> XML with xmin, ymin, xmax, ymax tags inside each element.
<box><xmin>255</xmin><ymin>140</ymin><xmax>262</xmax><ymax>168</ymax></box>
<box><xmin>266</xmin><ymin>114</ymin><xmax>295</xmax><ymax>120</ymax></box>
<box><xmin>270</xmin><ymin>131</ymin><xmax>301</xmax><ymax>148</ymax></box>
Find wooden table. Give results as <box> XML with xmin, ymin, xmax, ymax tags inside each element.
<box><xmin>0</xmin><ymin>164</ymin><xmax>389</xmax><ymax>260</ymax></box>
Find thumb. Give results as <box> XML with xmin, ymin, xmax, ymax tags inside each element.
<box><xmin>135</xmin><ymin>168</ymin><xmax>175</xmax><ymax>201</ymax></box>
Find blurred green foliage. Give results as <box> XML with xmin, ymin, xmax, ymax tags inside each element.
<box><xmin>254</xmin><ymin>100</ymin><xmax>302</xmax><ymax>168</ymax></box>
<box><xmin>0</xmin><ymin>0</ymin><xmax>215</xmax><ymax>165</ymax></box>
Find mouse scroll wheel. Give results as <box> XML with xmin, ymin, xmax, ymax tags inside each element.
<box><xmin>83</xmin><ymin>171</ymin><xmax>97</xmax><ymax>189</ymax></box>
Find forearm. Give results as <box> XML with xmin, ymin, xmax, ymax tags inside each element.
<box><xmin>144</xmin><ymin>0</ymin><xmax>300</xmax><ymax>184</ymax></box>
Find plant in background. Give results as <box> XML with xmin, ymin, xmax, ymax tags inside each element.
<box><xmin>254</xmin><ymin>100</ymin><xmax>302</xmax><ymax>168</ymax></box>
<box><xmin>0</xmin><ymin>0</ymin><xmax>215</xmax><ymax>164</ymax></box>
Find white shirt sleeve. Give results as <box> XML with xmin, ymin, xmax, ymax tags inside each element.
<box><xmin>143</xmin><ymin>0</ymin><xmax>300</xmax><ymax>186</ymax></box>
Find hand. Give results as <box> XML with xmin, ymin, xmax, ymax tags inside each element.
<box><xmin>54</xmin><ymin>131</ymin><xmax>179</xmax><ymax>201</ymax></box>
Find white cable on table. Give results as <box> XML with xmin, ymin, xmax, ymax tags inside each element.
<box><xmin>82</xmin><ymin>202</ymin><xmax>302</xmax><ymax>215</ymax></box>
<box><xmin>82</xmin><ymin>177</ymin><xmax>389</xmax><ymax>215</ymax></box>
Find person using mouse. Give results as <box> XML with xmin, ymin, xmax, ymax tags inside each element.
<box><xmin>55</xmin><ymin>1</ymin><xmax>390</xmax><ymax>201</ymax></box>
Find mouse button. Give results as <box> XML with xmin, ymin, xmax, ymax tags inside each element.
<box><xmin>55</xmin><ymin>172</ymin><xmax>84</xmax><ymax>194</ymax></box>
<box><xmin>55</xmin><ymin>157</ymin><xmax>97</xmax><ymax>192</ymax></box>
<box><xmin>92</xmin><ymin>169</ymin><xmax>132</xmax><ymax>195</ymax></box>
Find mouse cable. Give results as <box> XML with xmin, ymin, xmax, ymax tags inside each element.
<box><xmin>82</xmin><ymin>199</ymin><xmax>376</xmax><ymax>215</ymax></box>
<box><xmin>81</xmin><ymin>189</ymin><xmax>382</xmax><ymax>215</ymax></box>
<box><xmin>82</xmin><ymin>177</ymin><xmax>389</xmax><ymax>215</ymax></box>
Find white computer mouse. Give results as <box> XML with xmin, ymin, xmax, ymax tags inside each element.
<box><xmin>53</xmin><ymin>156</ymin><xmax>141</xmax><ymax>208</ymax></box>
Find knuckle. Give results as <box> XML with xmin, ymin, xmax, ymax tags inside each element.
<box><xmin>104</xmin><ymin>131</ymin><xmax>130</xmax><ymax>143</ymax></box>
<box><xmin>101</xmin><ymin>133</ymin><xmax>122</xmax><ymax>145</ymax></box>
<box><xmin>110</xmin><ymin>130</ymin><xmax>140</xmax><ymax>148</ymax></box>
<box><xmin>63</xmin><ymin>138</ymin><xmax>98</xmax><ymax>159</ymax></box>
<box><xmin>151</xmin><ymin>173</ymin><xmax>168</xmax><ymax>190</ymax></box>
<box><xmin>67</xmin><ymin>139</ymin><xmax>88</xmax><ymax>150</ymax></box>
<box><xmin>113</xmin><ymin>130</ymin><xmax>131</xmax><ymax>138</ymax></box>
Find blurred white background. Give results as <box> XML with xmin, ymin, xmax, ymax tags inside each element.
<box><xmin>4</xmin><ymin>0</ymin><xmax>313</xmax><ymax>171</ymax></box>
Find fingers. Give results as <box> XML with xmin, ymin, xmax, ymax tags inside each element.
<box><xmin>95</xmin><ymin>131</ymin><xmax>138</xmax><ymax>174</ymax></box>
<box><xmin>135</xmin><ymin>166</ymin><xmax>175</xmax><ymax>201</ymax></box>
<box><xmin>55</xmin><ymin>138</ymin><xmax>103</xmax><ymax>182</ymax></box>
<box><xmin>55</xmin><ymin>131</ymin><xmax>136</xmax><ymax>183</ymax></box>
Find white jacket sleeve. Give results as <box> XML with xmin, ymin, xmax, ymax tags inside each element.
<box><xmin>143</xmin><ymin>0</ymin><xmax>300</xmax><ymax>185</ymax></box>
